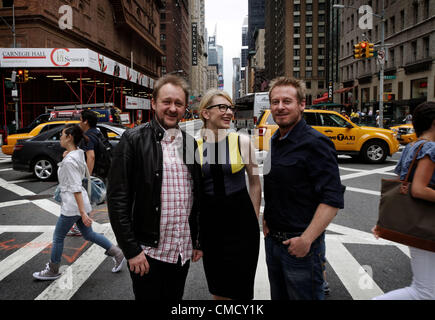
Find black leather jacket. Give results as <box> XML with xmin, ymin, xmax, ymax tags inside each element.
<box><xmin>107</xmin><ymin>120</ymin><xmax>202</xmax><ymax>260</ymax></box>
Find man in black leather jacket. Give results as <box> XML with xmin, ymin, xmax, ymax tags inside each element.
<box><xmin>107</xmin><ymin>75</ymin><xmax>203</xmax><ymax>300</ymax></box>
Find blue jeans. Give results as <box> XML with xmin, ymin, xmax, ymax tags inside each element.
<box><xmin>265</xmin><ymin>233</ymin><xmax>325</xmax><ymax>300</ymax></box>
<box><xmin>51</xmin><ymin>214</ymin><xmax>112</xmax><ymax>264</ymax></box>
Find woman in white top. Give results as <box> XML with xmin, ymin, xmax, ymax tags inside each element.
<box><xmin>33</xmin><ymin>124</ymin><xmax>125</xmax><ymax>280</ymax></box>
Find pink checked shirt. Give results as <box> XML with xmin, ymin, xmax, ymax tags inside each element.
<box><xmin>142</xmin><ymin>128</ymin><xmax>194</xmax><ymax>265</ymax></box>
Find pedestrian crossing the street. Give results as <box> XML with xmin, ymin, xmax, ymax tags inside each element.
<box><xmin>0</xmin><ymin>155</ymin><xmax>413</xmax><ymax>300</ymax></box>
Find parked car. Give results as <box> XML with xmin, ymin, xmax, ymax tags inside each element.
<box><xmin>12</xmin><ymin>123</ymin><xmax>126</xmax><ymax>181</ymax></box>
<box><xmin>389</xmin><ymin>123</ymin><xmax>417</xmax><ymax>145</ymax></box>
<box><xmin>254</xmin><ymin>109</ymin><xmax>400</xmax><ymax>164</ymax></box>
<box><xmin>2</xmin><ymin>120</ymin><xmax>80</xmax><ymax>155</ymax></box>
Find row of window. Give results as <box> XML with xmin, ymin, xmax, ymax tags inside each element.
<box><xmin>294</xmin><ymin>48</ymin><xmax>325</xmax><ymax>56</ymax></box>
<box><xmin>293</xmin><ymin>14</ymin><xmax>325</xmax><ymax>23</ymax></box>
<box><xmin>294</xmin><ymin>37</ymin><xmax>325</xmax><ymax>45</ymax></box>
<box><xmin>293</xmin><ymin>3</ymin><xmax>326</xmax><ymax>12</ymax></box>
<box><xmin>294</xmin><ymin>59</ymin><xmax>325</xmax><ymax>67</ymax></box>
<box><xmin>293</xmin><ymin>70</ymin><xmax>325</xmax><ymax>79</ymax></box>
<box><xmin>294</xmin><ymin>25</ymin><xmax>326</xmax><ymax>34</ymax></box>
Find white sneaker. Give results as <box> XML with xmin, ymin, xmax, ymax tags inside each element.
<box><xmin>33</xmin><ymin>262</ymin><xmax>61</xmax><ymax>280</ymax></box>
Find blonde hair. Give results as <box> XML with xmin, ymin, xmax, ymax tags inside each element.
<box><xmin>198</xmin><ymin>89</ymin><xmax>233</xmax><ymax>128</ymax></box>
<box><xmin>268</xmin><ymin>76</ymin><xmax>306</xmax><ymax>104</ymax></box>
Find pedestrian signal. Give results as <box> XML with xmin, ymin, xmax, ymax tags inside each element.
<box><xmin>366</xmin><ymin>43</ymin><xmax>374</xmax><ymax>58</ymax></box>
<box><xmin>384</xmin><ymin>93</ymin><xmax>395</xmax><ymax>101</ymax></box>
<box><xmin>23</xmin><ymin>70</ymin><xmax>29</xmax><ymax>82</ymax></box>
<box><xmin>354</xmin><ymin>43</ymin><xmax>362</xmax><ymax>59</ymax></box>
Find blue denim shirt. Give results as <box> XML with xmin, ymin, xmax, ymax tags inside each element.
<box><xmin>395</xmin><ymin>140</ymin><xmax>435</xmax><ymax>185</ymax></box>
<box><xmin>264</xmin><ymin>118</ymin><xmax>345</xmax><ymax>233</ymax></box>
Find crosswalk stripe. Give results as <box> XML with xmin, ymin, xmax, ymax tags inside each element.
<box><xmin>325</xmin><ymin>237</ymin><xmax>384</xmax><ymax>300</ymax></box>
<box><xmin>0</xmin><ymin>232</ymin><xmax>53</xmax><ymax>282</ymax></box>
<box><xmin>254</xmin><ymin>234</ymin><xmax>270</xmax><ymax>300</ymax></box>
<box><xmin>35</xmin><ymin>224</ymin><xmax>115</xmax><ymax>300</ymax></box>
<box><xmin>0</xmin><ymin>199</ymin><xmax>30</xmax><ymax>208</ymax></box>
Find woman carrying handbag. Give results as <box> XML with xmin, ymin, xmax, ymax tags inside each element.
<box><xmin>372</xmin><ymin>102</ymin><xmax>435</xmax><ymax>300</ymax></box>
<box><xmin>33</xmin><ymin>124</ymin><xmax>125</xmax><ymax>280</ymax></box>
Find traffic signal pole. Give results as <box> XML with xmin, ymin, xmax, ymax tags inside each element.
<box><xmin>378</xmin><ymin>0</ymin><xmax>385</xmax><ymax>128</ymax></box>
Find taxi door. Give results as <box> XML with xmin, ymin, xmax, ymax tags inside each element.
<box><xmin>313</xmin><ymin>112</ymin><xmax>359</xmax><ymax>151</ymax></box>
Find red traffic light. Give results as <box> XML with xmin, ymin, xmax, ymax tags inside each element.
<box><xmin>361</xmin><ymin>42</ymin><xmax>367</xmax><ymax>49</ymax></box>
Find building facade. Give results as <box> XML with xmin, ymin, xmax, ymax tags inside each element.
<box><xmin>265</xmin><ymin>0</ymin><xmax>328</xmax><ymax>105</ymax></box>
<box><xmin>248</xmin><ymin>0</ymin><xmax>265</xmax><ymax>52</ymax></box>
<box><xmin>339</xmin><ymin>0</ymin><xmax>434</xmax><ymax>123</ymax></box>
<box><xmin>0</xmin><ymin>0</ymin><xmax>164</xmax><ymax>130</ymax></box>
<box><xmin>232</xmin><ymin>57</ymin><xmax>241</xmax><ymax>100</ymax></box>
<box><xmin>160</xmin><ymin>0</ymin><xmax>190</xmax><ymax>78</ymax></box>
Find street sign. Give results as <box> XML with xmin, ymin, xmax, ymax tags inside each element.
<box><xmin>384</xmin><ymin>75</ymin><xmax>396</xmax><ymax>80</ymax></box>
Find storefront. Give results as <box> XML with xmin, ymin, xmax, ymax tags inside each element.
<box><xmin>0</xmin><ymin>48</ymin><xmax>155</xmax><ymax>136</ymax></box>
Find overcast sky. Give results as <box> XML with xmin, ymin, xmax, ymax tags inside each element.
<box><xmin>205</xmin><ymin>0</ymin><xmax>248</xmax><ymax>98</ymax></box>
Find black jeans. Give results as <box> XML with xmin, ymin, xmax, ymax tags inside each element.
<box><xmin>128</xmin><ymin>254</ymin><xmax>190</xmax><ymax>300</ymax></box>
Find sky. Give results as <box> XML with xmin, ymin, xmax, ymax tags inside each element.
<box><xmin>205</xmin><ymin>0</ymin><xmax>248</xmax><ymax>98</ymax></box>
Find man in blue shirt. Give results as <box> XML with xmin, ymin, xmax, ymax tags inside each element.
<box><xmin>263</xmin><ymin>76</ymin><xmax>345</xmax><ymax>300</ymax></box>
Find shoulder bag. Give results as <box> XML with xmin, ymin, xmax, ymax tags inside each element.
<box><xmin>376</xmin><ymin>141</ymin><xmax>435</xmax><ymax>252</ymax></box>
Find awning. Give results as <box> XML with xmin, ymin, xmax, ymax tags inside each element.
<box><xmin>313</xmin><ymin>95</ymin><xmax>329</xmax><ymax>105</ymax></box>
<box><xmin>334</xmin><ymin>86</ymin><xmax>355</xmax><ymax>94</ymax></box>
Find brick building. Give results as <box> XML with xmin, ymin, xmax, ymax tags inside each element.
<box><xmin>0</xmin><ymin>0</ymin><xmax>164</xmax><ymax>132</ymax></box>
<box><xmin>159</xmin><ymin>0</ymin><xmax>189</xmax><ymax>78</ymax></box>
<box><xmin>339</xmin><ymin>0</ymin><xmax>434</xmax><ymax>123</ymax></box>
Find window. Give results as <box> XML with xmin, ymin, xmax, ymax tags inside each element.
<box><xmin>318</xmin><ymin>59</ymin><xmax>324</xmax><ymax>66</ymax></box>
<box><xmin>306</xmin><ymin>48</ymin><xmax>312</xmax><ymax>56</ymax></box>
<box><xmin>294</xmin><ymin>60</ymin><xmax>300</xmax><ymax>67</ymax></box>
<box><xmin>306</xmin><ymin>3</ymin><xmax>313</xmax><ymax>11</ymax></box>
<box><xmin>306</xmin><ymin>81</ymin><xmax>311</xmax><ymax>89</ymax></box>
<box><xmin>423</xmin><ymin>37</ymin><xmax>430</xmax><ymax>58</ymax></box>
<box><xmin>306</xmin><ymin>71</ymin><xmax>312</xmax><ymax>78</ymax></box>
<box><xmin>306</xmin><ymin>26</ymin><xmax>313</xmax><ymax>33</ymax></box>
<box><xmin>318</xmin><ymin>48</ymin><xmax>325</xmax><ymax>56</ymax></box>
<box><xmin>318</xmin><ymin>3</ymin><xmax>325</xmax><ymax>11</ymax></box>
<box><xmin>306</xmin><ymin>37</ymin><xmax>313</xmax><ymax>45</ymax></box>
<box><xmin>306</xmin><ymin>60</ymin><xmax>313</xmax><ymax>67</ymax></box>
<box><xmin>160</xmin><ymin>24</ymin><xmax>166</xmax><ymax>30</ymax></box>
<box><xmin>390</xmin><ymin>16</ymin><xmax>395</xmax><ymax>34</ymax></box>
<box><xmin>424</xmin><ymin>0</ymin><xmax>430</xmax><ymax>19</ymax></box>
<box><xmin>294</xmin><ymin>71</ymin><xmax>300</xmax><ymax>78</ymax></box>
<box><xmin>306</xmin><ymin>15</ymin><xmax>313</xmax><ymax>22</ymax></box>
<box><xmin>294</xmin><ymin>4</ymin><xmax>301</xmax><ymax>11</ymax></box>
<box><xmin>400</xmin><ymin>45</ymin><xmax>404</xmax><ymax>66</ymax></box>
<box><xmin>294</xmin><ymin>49</ymin><xmax>300</xmax><ymax>56</ymax></box>
<box><xmin>319</xmin><ymin>113</ymin><xmax>349</xmax><ymax>127</ymax></box>
<box><xmin>411</xmin><ymin>41</ymin><xmax>417</xmax><ymax>62</ymax></box>
<box><xmin>398</xmin><ymin>81</ymin><xmax>403</xmax><ymax>100</ymax></box>
<box><xmin>294</xmin><ymin>15</ymin><xmax>300</xmax><ymax>23</ymax></box>
<box><xmin>413</xmin><ymin>3</ymin><xmax>418</xmax><ymax>24</ymax></box>
<box><xmin>294</xmin><ymin>27</ymin><xmax>300</xmax><ymax>34</ymax></box>
<box><xmin>318</xmin><ymin>81</ymin><xmax>325</xmax><ymax>89</ymax></box>
<box><xmin>318</xmin><ymin>14</ymin><xmax>325</xmax><ymax>22</ymax></box>
<box><xmin>400</xmin><ymin>10</ymin><xmax>405</xmax><ymax>30</ymax></box>
<box><xmin>294</xmin><ymin>38</ymin><xmax>300</xmax><ymax>45</ymax></box>
<box><xmin>389</xmin><ymin>48</ymin><xmax>395</xmax><ymax>67</ymax></box>
<box><xmin>318</xmin><ymin>70</ymin><xmax>325</xmax><ymax>77</ymax></box>
<box><xmin>160</xmin><ymin>34</ymin><xmax>166</xmax><ymax>41</ymax></box>
<box><xmin>303</xmin><ymin>113</ymin><xmax>317</xmax><ymax>126</ymax></box>
<box><xmin>319</xmin><ymin>37</ymin><xmax>325</xmax><ymax>44</ymax></box>
<box><xmin>160</xmin><ymin>12</ymin><xmax>166</xmax><ymax>20</ymax></box>
<box><xmin>318</xmin><ymin>25</ymin><xmax>325</xmax><ymax>33</ymax></box>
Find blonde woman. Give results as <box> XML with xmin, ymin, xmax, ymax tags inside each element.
<box><xmin>197</xmin><ymin>89</ymin><xmax>261</xmax><ymax>300</ymax></box>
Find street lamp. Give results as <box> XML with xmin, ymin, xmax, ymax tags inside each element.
<box><xmin>334</xmin><ymin>1</ymin><xmax>386</xmax><ymax>128</ymax></box>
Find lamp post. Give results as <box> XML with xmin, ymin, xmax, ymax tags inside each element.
<box><xmin>334</xmin><ymin>0</ymin><xmax>386</xmax><ymax>128</ymax></box>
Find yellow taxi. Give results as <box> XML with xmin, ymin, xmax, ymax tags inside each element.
<box><xmin>389</xmin><ymin>124</ymin><xmax>417</xmax><ymax>145</ymax></box>
<box><xmin>2</xmin><ymin>119</ymin><xmax>120</xmax><ymax>155</ymax></box>
<box><xmin>2</xmin><ymin>120</ymin><xmax>80</xmax><ymax>155</ymax></box>
<box><xmin>254</xmin><ymin>109</ymin><xmax>400</xmax><ymax>164</ymax></box>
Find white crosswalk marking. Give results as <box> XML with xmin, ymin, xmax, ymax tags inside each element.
<box><xmin>0</xmin><ymin>231</ymin><xmax>54</xmax><ymax>282</ymax></box>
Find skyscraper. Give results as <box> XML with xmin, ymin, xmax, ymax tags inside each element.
<box><xmin>248</xmin><ymin>0</ymin><xmax>265</xmax><ymax>51</ymax></box>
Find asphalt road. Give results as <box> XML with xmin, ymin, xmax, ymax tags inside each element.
<box><xmin>0</xmin><ymin>128</ymin><xmax>412</xmax><ymax>301</ymax></box>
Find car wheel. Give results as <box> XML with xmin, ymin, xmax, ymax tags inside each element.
<box><xmin>33</xmin><ymin>157</ymin><xmax>57</xmax><ymax>181</ymax></box>
<box><xmin>361</xmin><ymin>140</ymin><xmax>388</xmax><ymax>164</ymax></box>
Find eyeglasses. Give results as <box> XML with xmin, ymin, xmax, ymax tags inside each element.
<box><xmin>206</xmin><ymin>104</ymin><xmax>236</xmax><ymax>113</ymax></box>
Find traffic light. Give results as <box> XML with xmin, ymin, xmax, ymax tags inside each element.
<box><xmin>17</xmin><ymin>69</ymin><xmax>24</xmax><ymax>83</ymax></box>
<box><xmin>366</xmin><ymin>42</ymin><xmax>374</xmax><ymax>58</ymax></box>
<box><xmin>354</xmin><ymin>42</ymin><xmax>362</xmax><ymax>59</ymax></box>
<box><xmin>23</xmin><ymin>69</ymin><xmax>29</xmax><ymax>82</ymax></box>
<box><xmin>360</xmin><ymin>41</ymin><xmax>367</xmax><ymax>58</ymax></box>
<box><xmin>384</xmin><ymin>93</ymin><xmax>396</xmax><ymax>101</ymax></box>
